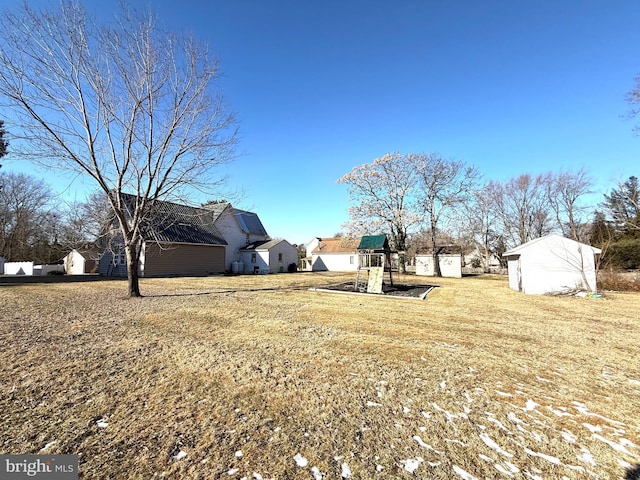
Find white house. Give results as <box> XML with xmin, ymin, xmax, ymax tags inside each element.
<box><xmin>63</xmin><ymin>247</ymin><xmax>100</xmax><ymax>274</ymax></box>
<box><xmin>239</xmin><ymin>239</ymin><xmax>298</xmax><ymax>274</ymax></box>
<box><xmin>502</xmin><ymin>234</ymin><xmax>601</xmax><ymax>295</ymax></box>
<box><xmin>415</xmin><ymin>246</ymin><xmax>463</xmax><ymax>278</ymax></box>
<box><xmin>204</xmin><ymin>203</ymin><xmax>270</xmax><ymax>272</ymax></box>
<box><xmin>303</xmin><ymin>237</ymin><xmax>359</xmax><ymax>272</ymax></box>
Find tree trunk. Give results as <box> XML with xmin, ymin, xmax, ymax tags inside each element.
<box><xmin>126</xmin><ymin>244</ymin><xmax>142</xmax><ymax>297</ymax></box>
<box><xmin>430</xmin><ymin>224</ymin><xmax>442</xmax><ymax>277</ymax></box>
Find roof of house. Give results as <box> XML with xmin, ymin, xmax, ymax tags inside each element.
<box><xmin>357</xmin><ymin>235</ymin><xmax>390</xmax><ymax>251</ymax></box>
<box><xmin>311</xmin><ymin>237</ymin><xmax>359</xmax><ymax>254</ymax></box>
<box><xmin>75</xmin><ymin>246</ymin><xmax>101</xmax><ymax>260</ymax></box>
<box><xmin>240</xmin><ymin>239</ymin><xmax>291</xmax><ymax>251</ymax></box>
<box><xmin>235</xmin><ymin>209</ymin><xmax>268</xmax><ymax>236</ymax></box>
<box><xmin>120</xmin><ymin>193</ymin><xmax>227</xmax><ymax>246</ymax></box>
<box><xmin>502</xmin><ymin>234</ymin><xmax>602</xmax><ymax>257</ymax></box>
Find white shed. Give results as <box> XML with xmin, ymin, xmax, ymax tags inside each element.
<box><xmin>64</xmin><ymin>248</ymin><xmax>100</xmax><ymax>274</ymax></box>
<box><xmin>239</xmin><ymin>239</ymin><xmax>298</xmax><ymax>274</ymax></box>
<box><xmin>415</xmin><ymin>246</ymin><xmax>463</xmax><ymax>278</ymax></box>
<box><xmin>502</xmin><ymin>234</ymin><xmax>601</xmax><ymax>295</ymax></box>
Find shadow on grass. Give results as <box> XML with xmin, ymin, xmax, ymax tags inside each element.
<box><xmin>626</xmin><ymin>464</ymin><xmax>640</xmax><ymax>480</ymax></box>
<box><xmin>144</xmin><ymin>285</ymin><xmax>313</xmax><ymax>298</ymax></box>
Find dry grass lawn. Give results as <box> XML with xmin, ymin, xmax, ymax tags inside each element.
<box><xmin>1</xmin><ymin>272</ymin><xmax>639</xmax><ymax>479</ymax></box>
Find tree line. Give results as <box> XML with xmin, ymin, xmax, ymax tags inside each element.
<box><xmin>338</xmin><ymin>152</ymin><xmax>639</xmax><ymax>273</ymax></box>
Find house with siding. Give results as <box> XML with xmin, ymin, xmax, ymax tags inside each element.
<box><xmin>203</xmin><ymin>202</ymin><xmax>270</xmax><ymax>271</ymax></box>
<box><xmin>302</xmin><ymin>237</ymin><xmax>360</xmax><ymax>271</ymax></box>
<box><xmin>98</xmin><ymin>195</ymin><xmax>228</xmax><ymax>277</ymax></box>
<box><xmin>239</xmin><ymin>239</ymin><xmax>298</xmax><ymax>274</ymax></box>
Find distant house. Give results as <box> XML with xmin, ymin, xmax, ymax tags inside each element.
<box><xmin>203</xmin><ymin>202</ymin><xmax>270</xmax><ymax>271</ymax></box>
<box><xmin>63</xmin><ymin>247</ymin><xmax>100</xmax><ymax>274</ymax></box>
<box><xmin>239</xmin><ymin>239</ymin><xmax>298</xmax><ymax>274</ymax></box>
<box><xmin>415</xmin><ymin>246</ymin><xmax>463</xmax><ymax>278</ymax></box>
<box><xmin>502</xmin><ymin>234</ymin><xmax>601</xmax><ymax>295</ymax></box>
<box><xmin>302</xmin><ymin>237</ymin><xmax>360</xmax><ymax>271</ymax></box>
<box><xmin>98</xmin><ymin>195</ymin><xmax>228</xmax><ymax>277</ymax></box>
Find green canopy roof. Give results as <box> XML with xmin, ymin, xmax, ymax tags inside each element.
<box><xmin>357</xmin><ymin>235</ymin><xmax>390</xmax><ymax>251</ymax></box>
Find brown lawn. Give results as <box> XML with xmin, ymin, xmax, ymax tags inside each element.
<box><xmin>0</xmin><ymin>272</ymin><xmax>639</xmax><ymax>479</ymax></box>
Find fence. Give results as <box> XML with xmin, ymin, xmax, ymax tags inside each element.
<box><xmin>3</xmin><ymin>262</ymin><xmax>65</xmax><ymax>276</ymax></box>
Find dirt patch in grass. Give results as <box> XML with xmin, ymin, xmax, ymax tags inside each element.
<box><xmin>1</xmin><ymin>273</ymin><xmax>639</xmax><ymax>479</ymax></box>
<box><xmin>310</xmin><ymin>281</ymin><xmax>437</xmax><ymax>299</ymax></box>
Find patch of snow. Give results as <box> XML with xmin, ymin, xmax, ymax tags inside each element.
<box><xmin>592</xmin><ymin>433</ymin><xmax>633</xmax><ymax>454</ymax></box>
<box><xmin>39</xmin><ymin>441</ymin><xmax>57</xmax><ymax>452</ymax></box>
<box><xmin>172</xmin><ymin>450</ymin><xmax>187</xmax><ymax>461</ymax></box>
<box><xmin>340</xmin><ymin>462</ymin><xmax>352</xmax><ymax>479</ymax></box>
<box><xmin>524</xmin><ymin>399</ymin><xmax>539</xmax><ymax>411</ymax></box>
<box><xmin>421</xmin><ymin>411</ymin><xmax>432</xmax><ymax>418</ymax></box>
<box><xmin>427</xmin><ymin>461</ymin><xmax>441</xmax><ymax>467</ymax></box>
<box><xmin>507</xmin><ymin>412</ymin><xmax>526</xmax><ymax>425</ymax></box>
<box><xmin>582</xmin><ymin>423</ymin><xmax>602</xmax><ymax>433</ymax></box>
<box><xmin>413</xmin><ymin>435</ymin><xmax>443</xmax><ymax>454</ymax></box>
<box><xmin>464</xmin><ymin>393</ymin><xmax>473</xmax><ymax>403</ymax></box>
<box><xmin>452</xmin><ymin>465</ymin><xmax>478</xmax><ymax>480</ymax></box>
<box><xmin>523</xmin><ymin>448</ymin><xmax>561</xmax><ymax>465</ymax></box>
<box><xmin>310</xmin><ymin>466</ymin><xmax>323</xmax><ymax>479</ymax></box>
<box><xmin>478</xmin><ymin>454</ymin><xmax>492</xmax><ymax>462</ymax></box>
<box><xmin>96</xmin><ymin>420</ymin><xmax>108</xmax><ymax>429</ymax></box>
<box><xmin>495</xmin><ymin>464</ymin><xmax>515</xmax><ymax>477</ymax></box>
<box><xmin>573</xmin><ymin>402</ymin><xmax>625</xmax><ymax>426</ymax></box>
<box><xmin>535</xmin><ymin>376</ymin><xmax>551</xmax><ymax>383</ymax></box>
<box><xmin>504</xmin><ymin>462</ymin><xmax>520</xmax><ymax>473</ymax></box>
<box><xmin>366</xmin><ymin>401</ymin><xmax>382</xmax><ymax>407</ymax></box>
<box><xmin>620</xmin><ymin>438</ymin><xmax>639</xmax><ymax>449</ymax></box>
<box><xmin>401</xmin><ymin>457</ymin><xmax>423</xmax><ymax>473</ymax></box>
<box><xmin>495</xmin><ymin>390</ymin><xmax>513</xmax><ymax>397</ymax></box>
<box><xmin>561</xmin><ymin>430</ymin><xmax>577</xmax><ymax>443</ymax></box>
<box><xmin>375</xmin><ymin>465</ymin><xmax>384</xmax><ymax>472</ymax></box>
<box><xmin>432</xmin><ymin>402</ymin><xmax>466</xmax><ymax>422</ymax></box>
<box><xmin>547</xmin><ymin>406</ymin><xmax>573</xmax><ymax>417</ymax></box>
<box><xmin>486</xmin><ymin>416</ymin><xmax>511</xmax><ymax>433</ymax></box>
<box><xmin>629</xmin><ymin>379</ymin><xmax>640</xmax><ymax>386</ymax></box>
<box><xmin>523</xmin><ymin>472</ymin><xmax>543</xmax><ymax>480</ymax></box>
<box><xmin>618</xmin><ymin>458</ymin><xmax>632</xmax><ymax>468</ymax></box>
<box><xmin>293</xmin><ymin>453</ymin><xmax>308</xmax><ymax>467</ymax></box>
<box><xmin>446</xmin><ymin>439</ymin><xmax>468</xmax><ymax>447</ymax></box>
<box><xmin>403</xmin><ymin>406</ymin><xmax>410</xmax><ymax>414</ymax></box>
<box><xmin>577</xmin><ymin>447</ymin><xmax>596</xmax><ymax>466</ymax></box>
<box><xmin>440</xmin><ymin>380</ymin><xmax>447</xmax><ymax>389</ymax></box>
<box><xmin>479</xmin><ymin>432</ymin><xmax>513</xmax><ymax>458</ymax></box>
<box><xmin>235</xmin><ymin>450</ymin><xmax>243</xmax><ymax>458</ymax></box>
<box><xmin>252</xmin><ymin>474</ymin><xmax>263</xmax><ymax>480</ymax></box>
<box><xmin>228</xmin><ymin>468</ymin><xmax>239</xmax><ymax>475</ymax></box>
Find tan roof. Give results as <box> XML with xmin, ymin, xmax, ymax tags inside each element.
<box><xmin>312</xmin><ymin>237</ymin><xmax>359</xmax><ymax>254</ymax></box>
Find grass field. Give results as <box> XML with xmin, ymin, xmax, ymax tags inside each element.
<box><xmin>1</xmin><ymin>272</ymin><xmax>639</xmax><ymax>479</ymax></box>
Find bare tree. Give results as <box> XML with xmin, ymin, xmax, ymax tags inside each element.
<box><xmin>414</xmin><ymin>153</ymin><xmax>478</xmax><ymax>276</ymax></box>
<box><xmin>491</xmin><ymin>174</ymin><xmax>552</xmax><ymax>248</ymax></box>
<box><xmin>461</xmin><ymin>180</ymin><xmax>503</xmax><ymax>273</ymax></box>
<box><xmin>544</xmin><ymin>169</ymin><xmax>593</xmax><ymax>241</ymax></box>
<box><xmin>0</xmin><ymin>171</ymin><xmax>56</xmax><ymax>262</ymax></box>
<box><xmin>59</xmin><ymin>191</ymin><xmax>113</xmax><ymax>249</ymax></box>
<box><xmin>0</xmin><ymin>1</ymin><xmax>237</xmax><ymax>296</ymax></box>
<box><xmin>337</xmin><ymin>152</ymin><xmax>421</xmax><ymax>270</ymax></box>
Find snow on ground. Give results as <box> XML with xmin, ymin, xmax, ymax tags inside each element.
<box><xmin>214</xmin><ymin>365</ymin><xmax>637</xmax><ymax>479</ymax></box>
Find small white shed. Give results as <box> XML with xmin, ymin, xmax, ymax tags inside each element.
<box><xmin>415</xmin><ymin>246</ymin><xmax>463</xmax><ymax>278</ymax></box>
<box><xmin>63</xmin><ymin>248</ymin><xmax>100</xmax><ymax>274</ymax></box>
<box><xmin>502</xmin><ymin>234</ymin><xmax>601</xmax><ymax>295</ymax></box>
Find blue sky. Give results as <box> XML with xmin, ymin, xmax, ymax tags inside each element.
<box><xmin>3</xmin><ymin>1</ymin><xmax>640</xmax><ymax>245</ymax></box>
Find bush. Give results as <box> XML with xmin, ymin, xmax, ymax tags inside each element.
<box><xmin>604</xmin><ymin>238</ymin><xmax>640</xmax><ymax>270</ymax></box>
<box><xmin>597</xmin><ymin>268</ymin><xmax>640</xmax><ymax>292</ymax></box>
<box><xmin>287</xmin><ymin>262</ymin><xmax>297</xmax><ymax>273</ymax></box>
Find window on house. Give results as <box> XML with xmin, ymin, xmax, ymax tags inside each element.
<box><xmin>349</xmin><ymin>256</ymin><xmax>354</xmax><ymax>264</ymax></box>
<box><xmin>278</xmin><ymin>253</ymin><xmax>283</xmax><ymax>262</ymax></box>
<box><xmin>119</xmin><ymin>253</ymin><xmax>126</xmax><ymax>265</ymax></box>
<box><xmin>251</xmin><ymin>253</ymin><xmax>256</xmax><ymax>263</ymax></box>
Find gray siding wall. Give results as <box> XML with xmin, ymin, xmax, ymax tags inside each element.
<box><xmin>143</xmin><ymin>243</ymin><xmax>225</xmax><ymax>277</ymax></box>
